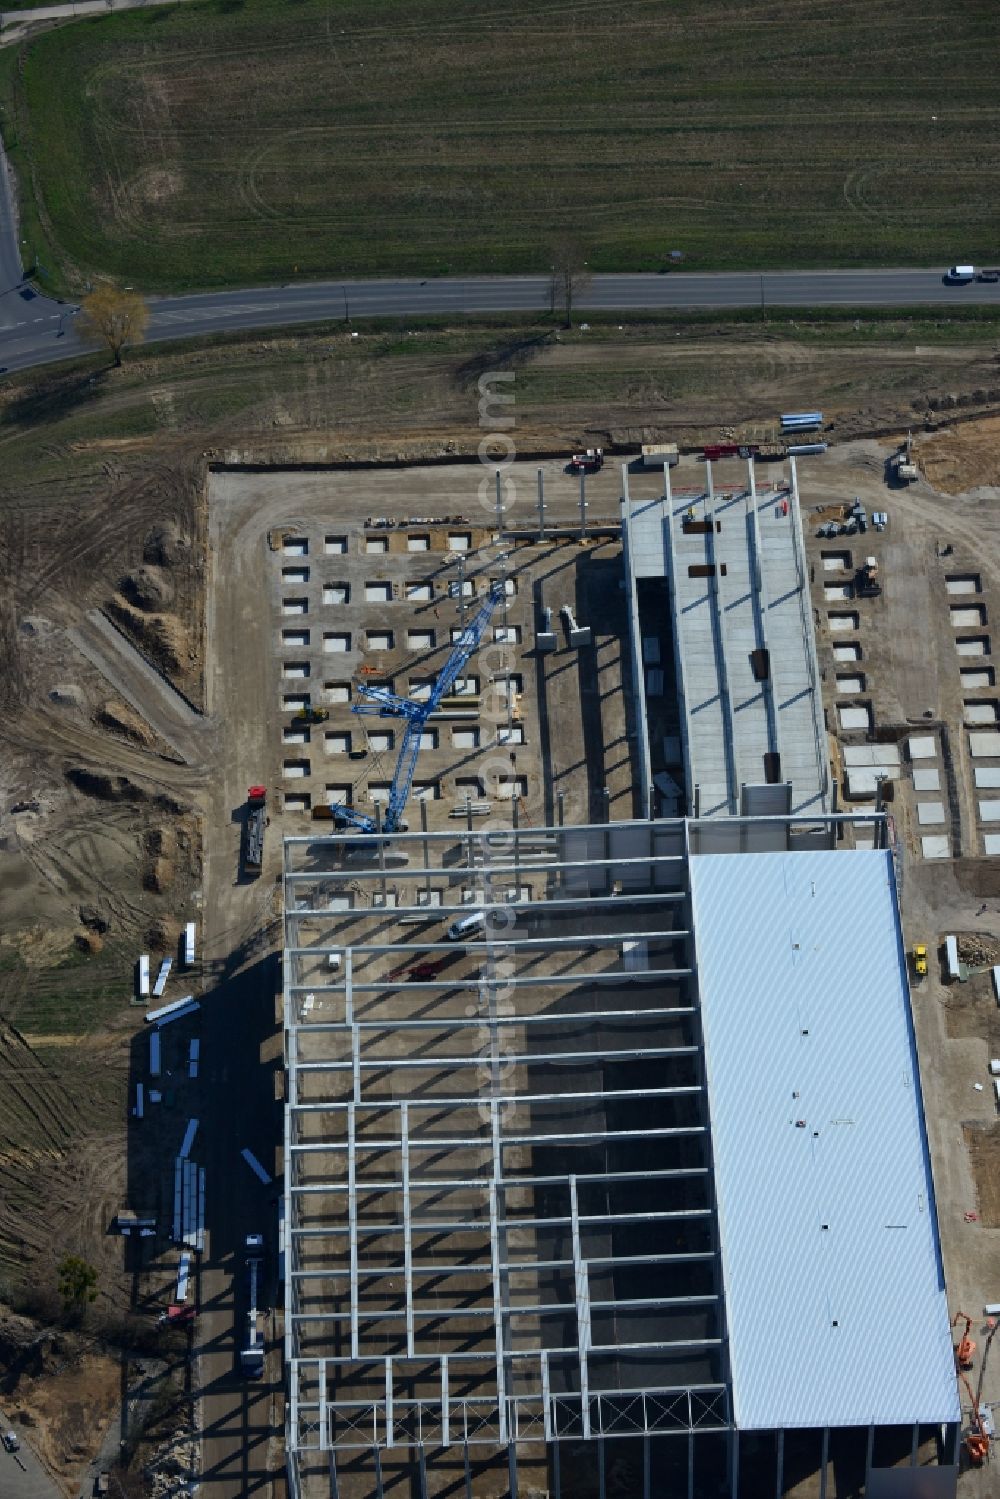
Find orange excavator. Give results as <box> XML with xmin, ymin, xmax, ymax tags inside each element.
<box><xmin>957</xmin><ymin>1316</ymin><xmax>998</xmax><ymax>1465</ymax></box>
<box><xmin>953</xmin><ymin>1311</ymin><xmax>978</xmax><ymax>1370</ymax></box>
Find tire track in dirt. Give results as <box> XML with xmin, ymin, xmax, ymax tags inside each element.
<box><xmin>0</xmin><ymin>1020</ymin><xmax>128</xmax><ymax>1276</ymax></box>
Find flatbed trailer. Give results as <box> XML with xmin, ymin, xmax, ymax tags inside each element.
<box><xmin>240</xmin><ymin>1250</ymin><xmax>265</xmax><ymax>1378</ymax></box>
<box><xmin>244</xmin><ymin>786</ymin><xmax>267</xmax><ymax>875</ymax></box>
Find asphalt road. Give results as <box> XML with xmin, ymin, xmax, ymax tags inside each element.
<box><xmin>5</xmin><ymin>267</ymin><xmax>1000</xmax><ymax>377</ymax></box>
<box><xmin>0</xmin><ymin>1423</ymin><xmax>62</xmax><ymax>1499</ymax></box>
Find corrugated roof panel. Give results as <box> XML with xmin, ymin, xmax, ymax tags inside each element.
<box><xmin>690</xmin><ymin>848</ymin><xmax>959</xmax><ymax>1430</ymax></box>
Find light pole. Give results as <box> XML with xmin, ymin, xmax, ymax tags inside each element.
<box><xmin>342</xmin><ymin>285</ymin><xmax>350</xmax><ymax>325</ymax></box>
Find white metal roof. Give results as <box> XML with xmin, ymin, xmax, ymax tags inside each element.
<box><xmin>690</xmin><ymin>848</ymin><xmax>960</xmax><ymax>1430</ymax></box>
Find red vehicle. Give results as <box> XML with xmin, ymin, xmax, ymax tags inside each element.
<box><xmin>407</xmin><ymin>960</ymin><xmax>449</xmax><ymax>981</ymax></box>
<box><xmin>161</xmin><ymin>1303</ymin><xmax>196</xmax><ymax>1325</ymax></box>
<box><xmin>568</xmin><ymin>447</ymin><xmax>604</xmax><ymax>473</ymax></box>
<box><xmin>244</xmin><ymin>786</ymin><xmax>267</xmax><ymax>875</ymax></box>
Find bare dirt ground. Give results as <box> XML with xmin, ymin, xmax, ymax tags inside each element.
<box><xmin>0</xmin><ymin>421</ymin><xmax>206</xmax><ymax>1490</ymax></box>
<box><xmin>916</xmin><ymin>415</ymin><xmax>1000</xmax><ymax>496</ymax></box>
<box><xmin>9</xmin><ymin>1353</ymin><xmax>120</xmax><ymax>1495</ymax></box>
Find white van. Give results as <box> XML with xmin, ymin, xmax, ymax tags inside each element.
<box><xmin>945</xmin><ymin>265</ymin><xmax>976</xmax><ymax>283</ymax></box>
<box><xmin>445</xmin><ymin>910</ymin><xmax>486</xmax><ymax>941</ymax></box>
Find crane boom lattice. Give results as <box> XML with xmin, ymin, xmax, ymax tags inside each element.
<box><xmin>330</xmin><ymin>581</ymin><xmax>504</xmax><ymax>834</ymax></box>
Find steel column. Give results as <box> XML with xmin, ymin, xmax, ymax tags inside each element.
<box><xmin>570</xmin><ymin>1175</ymin><xmax>592</xmax><ymax>1439</ymax></box>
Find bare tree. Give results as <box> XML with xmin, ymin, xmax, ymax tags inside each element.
<box><xmin>549</xmin><ymin>237</ymin><xmax>591</xmax><ymax>328</ymax></box>
<box><xmin>77</xmin><ymin>285</ymin><xmax>149</xmax><ymax>367</ymax></box>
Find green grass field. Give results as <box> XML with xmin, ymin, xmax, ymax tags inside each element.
<box><xmin>5</xmin><ymin>0</ymin><xmax>1000</xmax><ymax>292</ymax></box>
<box><xmin>4</xmin><ymin>0</ymin><xmax>1000</xmax><ymax>292</ymax></box>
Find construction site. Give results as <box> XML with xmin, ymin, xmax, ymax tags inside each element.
<box><xmin>239</xmin><ymin>445</ymin><xmax>993</xmax><ymax>1499</ymax></box>
<box><xmin>9</xmin><ymin>417</ymin><xmax>1000</xmax><ymax>1499</ymax></box>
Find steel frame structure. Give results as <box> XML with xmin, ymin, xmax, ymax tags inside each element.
<box><xmin>282</xmin><ymin>812</ymin><xmax>893</xmax><ymax>1497</ymax></box>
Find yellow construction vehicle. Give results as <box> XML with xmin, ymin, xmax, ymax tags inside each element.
<box><xmin>913</xmin><ymin>943</ymin><xmax>928</xmax><ymax>978</ymax></box>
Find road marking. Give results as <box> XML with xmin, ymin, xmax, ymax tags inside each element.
<box><xmin>152</xmin><ymin>302</ymin><xmax>281</xmax><ymax>324</ymax></box>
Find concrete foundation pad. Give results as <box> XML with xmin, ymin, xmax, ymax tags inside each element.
<box><xmin>921</xmin><ymin>835</ymin><xmax>951</xmax><ymax>859</ymax></box>
<box><xmin>912</xmin><ymin>769</ymin><xmax>941</xmax><ymax>792</ymax></box>
<box><xmin>844</xmin><ymin>745</ymin><xmax>901</xmax><ymax>767</ymax></box>
<box><xmin>951</xmin><ymin>607</ymin><xmax>986</xmax><ymax>627</ymax></box>
<box><xmin>975</xmin><ymin>768</ymin><xmax>1000</xmax><ymax>788</ymax></box>
<box><xmin>916</xmin><ymin>801</ymin><xmax>946</xmax><ymax>826</ymax></box>
<box><xmin>985</xmin><ymin>834</ymin><xmax>1000</xmax><ymax>856</ymax></box>
<box><xmin>970</xmin><ymin>732</ymin><xmax>1000</xmax><ymax>758</ymax></box>
<box><xmin>979</xmin><ymin>801</ymin><xmax>1000</xmax><ymax>823</ymax></box>
<box><xmin>907</xmin><ymin>736</ymin><xmax>937</xmax><ymax>761</ymax></box>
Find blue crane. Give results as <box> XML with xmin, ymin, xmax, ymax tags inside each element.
<box><xmin>331</xmin><ymin>581</ymin><xmax>505</xmax><ymax>835</ymax></box>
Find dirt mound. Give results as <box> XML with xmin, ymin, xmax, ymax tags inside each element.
<box><xmin>0</xmin><ymin>1308</ymin><xmax>57</xmax><ymax>1389</ymax></box>
<box><xmin>106</xmin><ymin>596</ymin><xmax>188</xmax><ymax>674</ymax></box>
<box><xmin>956</xmin><ymin>930</ymin><xmax>1000</xmax><ymax>967</ymax></box>
<box><xmin>142</xmin><ymin>520</ymin><xmax>187</xmax><ymax>567</ymax></box>
<box><xmin>142</xmin><ymin>829</ymin><xmax>178</xmax><ymax>893</ymax></box>
<box><xmin>119</xmin><ymin>564</ymin><xmax>174</xmax><ymax>612</ymax></box>
<box><xmin>143</xmin><ymin>857</ymin><xmax>174</xmax><ymax>894</ymax></box>
<box><xmin>143</xmin><ymin>827</ymin><xmax>173</xmax><ymax>860</ymax></box>
<box><xmin>65</xmin><ymin>767</ymin><xmax>185</xmax><ymax>815</ymax></box>
<box><xmin>78</xmin><ymin>905</ymin><xmax>109</xmax><ymax>934</ymax></box>
<box><xmin>73</xmin><ymin>929</ymin><xmax>104</xmax><ymax>955</ymax></box>
<box><xmin>146</xmin><ymin>917</ymin><xmax>179</xmax><ymax>953</ymax></box>
<box><xmin>66</xmin><ymin>767</ymin><xmax>146</xmax><ymax>803</ymax></box>
<box><xmin>95</xmin><ymin>698</ymin><xmax>154</xmax><ymax>747</ymax></box>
